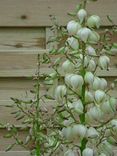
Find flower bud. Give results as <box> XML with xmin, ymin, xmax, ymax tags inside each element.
<box><xmin>87</xmin><ymin>59</ymin><xmax>96</xmax><ymax>72</ymax></box>
<box><xmin>77</xmin><ymin>28</ymin><xmax>91</xmax><ymax>42</ymax></box>
<box><xmin>87</xmin><ymin>127</ymin><xmax>99</xmax><ymax>138</ymax></box>
<box><xmin>86</xmin><ymin>46</ymin><xmax>96</xmax><ymax>56</ymax></box>
<box><xmin>67</xmin><ymin>20</ymin><xmax>81</xmax><ymax>35</ymax></box>
<box><xmin>84</xmin><ymin>72</ymin><xmax>94</xmax><ymax>85</ymax></box>
<box><xmin>95</xmin><ymin>90</ymin><xmax>106</xmax><ymax>104</ymax></box>
<box><xmin>87</xmin><ymin>106</ymin><xmax>103</xmax><ymax>121</ymax></box>
<box><xmin>87</xmin><ymin>15</ymin><xmax>101</xmax><ymax>28</ymax></box>
<box><xmin>62</xmin><ymin>127</ymin><xmax>73</xmax><ymax>140</ymax></box>
<box><xmin>98</xmin><ymin>56</ymin><xmax>110</xmax><ymax>70</ymax></box>
<box><xmin>88</xmin><ymin>31</ymin><xmax>100</xmax><ymax>44</ymax></box>
<box><xmin>64</xmin><ymin>149</ymin><xmax>76</xmax><ymax>156</ymax></box>
<box><xmin>67</xmin><ymin>37</ymin><xmax>79</xmax><ymax>50</ymax></box>
<box><xmin>85</xmin><ymin>91</ymin><xmax>94</xmax><ymax>103</ymax></box>
<box><xmin>55</xmin><ymin>85</ymin><xmax>67</xmax><ymax>102</ymax></box>
<box><xmin>62</xmin><ymin>60</ymin><xmax>75</xmax><ymax>73</ymax></box>
<box><xmin>77</xmin><ymin>9</ymin><xmax>87</xmax><ymax>23</ymax></box>
<box><xmin>72</xmin><ymin>99</ymin><xmax>83</xmax><ymax>114</ymax></box>
<box><xmin>101</xmin><ymin>101</ymin><xmax>114</xmax><ymax>114</ymax></box>
<box><xmin>72</xmin><ymin>124</ymin><xmax>87</xmax><ymax>138</ymax></box>
<box><xmin>82</xmin><ymin>148</ymin><xmax>94</xmax><ymax>156</ymax></box>
<box><xmin>65</xmin><ymin>74</ymin><xmax>84</xmax><ymax>90</ymax></box>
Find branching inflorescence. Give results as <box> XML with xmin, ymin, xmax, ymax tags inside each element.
<box><xmin>4</xmin><ymin>0</ymin><xmax>117</xmax><ymax>156</ymax></box>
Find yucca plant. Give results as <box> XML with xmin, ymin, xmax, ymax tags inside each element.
<box><xmin>44</xmin><ymin>0</ymin><xmax>117</xmax><ymax>155</ymax></box>
<box><xmin>3</xmin><ymin>0</ymin><xmax>117</xmax><ymax>156</ymax></box>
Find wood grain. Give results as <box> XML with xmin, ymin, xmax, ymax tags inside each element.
<box><xmin>0</xmin><ymin>28</ymin><xmax>45</xmax><ymax>50</ymax></box>
<box><xmin>0</xmin><ymin>0</ymin><xmax>116</xmax><ymax>26</ymax></box>
<box><xmin>0</xmin><ymin>50</ymin><xmax>116</xmax><ymax>77</ymax></box>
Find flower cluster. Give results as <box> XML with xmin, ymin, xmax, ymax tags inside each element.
<box><xmin>51</xmin><ymin>4</ymin><xmax>117</xmax><ymax>156</ymax></box>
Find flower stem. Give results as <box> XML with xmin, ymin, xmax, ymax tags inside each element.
<box><xmin>35</xmin><ymin>54</ymin><xmax>41</xmax><ymax>156</ymax></box>
<box><xmin>80</xmin><ymin>42</ymin><xmax>88</xmax><ymax>155</ymax></box>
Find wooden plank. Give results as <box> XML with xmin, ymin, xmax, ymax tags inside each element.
<box><xmin>0</xmin><ymin>28</ymin><xmax>45</xmax><ymax>50</ymax></box>
<box><xmin>0</xmin><ymin>50</ymin><xmax>116</xmax><ymax>77</ymax></box>
<box><xmin>0</xmin><ymin>77</ymin><xmax>116</xmax><ymax>125</ymax></box>
<box><xmin>46</xmin><ymin>27</ymin><xmax>58</xmax><ymax>49</ymax></box>
<box><xmin>0</xmin><ymin>151</ymin><xmax>29</xmax><ymax>156</ymax></box>
<box><xmin>0</xmin><ymin>130</ymin><xmax>27</xmax><ymax>151</ymax></box>
<box><xmin>0</xmin><ymin>0</ymin><xmax>116</xmax><ymax>26</ymax></box>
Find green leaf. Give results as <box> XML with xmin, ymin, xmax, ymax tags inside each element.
<box><xmin>44</xmin><ymin>95</ymin><xmax>55</xmax><ymax>100</ymax></box>
<box><xmin>4</xmin><ymin>133</ymin><xmax>13</xmax><ymax>138</ymax></box>
<box><xmin>107</xmin><ymin>15</ymin><xmax>114</xmax><ymax>24</ymax></box>
<box><xmin>42</xmin><ymin>53</ymin><xmax>51</xmax><ymax>64</ymax></box>
<box><xmin>6</xmin><ymin>143</ymin><xmax>16</xmax><ymax>151</ymax></box>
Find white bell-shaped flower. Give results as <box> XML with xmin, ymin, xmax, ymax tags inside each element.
<box><xmin>98</xmin><ymin>55</ymin><xmax>110</xmax><ymax>70</ymax></box>
<box><xmin>67</xmin><ymin>37</ymin><xmax>79</xmax><ymax>50</ymax></box>
<box><xmin>84</xmin><ymin>72</ymin><xmax>94</xmax><ymax>85</ymax></box>
<box><xmin>86</xmin><ymin>45</ymin><xmax>96</xmax><ymax>56</ymax></box>
<box><xmin>65</xmin><ymin>74</ymin><xmax>84</xmax><ymax>90</ymax></box>
<box><xmin>93</xmin><ymin>77</ymin><xmax>107</xmax><ymax>91</ymax></box>
<box><xmin>87</xmin><ymin>59</ymin><xmax>96</xmax><ymax>72</ymax></box>
<box><xmin>62</xmin><ymin>127</ymin><xmax>73</xmax><ymax>140</ymax></box>
<box><xmin>95</xmin><ymin>90</ymin><xmax>106</xmax><ymax>104</ymax></box>
<box><xmin>82</xmin><ymin>148</ymin><xmax>94</xmax><ymax>156</ymax></box>
<box><xmin>85</xmin><ymin>91</ymin><xmax>94</xmax><ymax>103</ymax></box>
<box><xmin>77</xmin><ymin>28</ymin><xmax>92</xmax><ymax>42</ymax></box>
<box><xmin>110</xmin><ymin>97</ymin><xmax>117</xmax><ymax>110</ymax></box>
<box><xmin>110</xmin><ymin>119</ymin><xmax>117</xmax><ymax>128</ymax></box>
<box><xmin>88</xmin><ymin>31</ymin><xmax>100</xmax><ymax>44</ymax></box>
<box><xmin>62</xmin><ymin>60</ymin><xmax>75</xmax><ymax>73</ymax></box>
<box><xmin>87</xmin><ymin>127</ymin><xmax>99</xmax><ymax>138</ymax></box>
<box><xmin>77</xmin><ymin>9</ymin><xmax>87</xmax><ymax>23</ymax></box>
<box><xmin>55</xmin><ymin>85</ymin><xmax>67</xmax><ymax>102</ymax></box>
<box><xmin>93</xmin><ymin>77</ymin><xmax>101</xmax><ymax>90</ymax></box>
<box><xmin>101</xmin><ymin>101</ymin><xmax>115</xmax><ymax>114</ymax></box>
<box><xmin>87</xmin><ymin>106</ymin><xmax>103</xmax><ymax>121</ymax></box>
<box><xmin>72</xmin><ymin>124</ymin><xmax>87</xmax><ymax>138</ymax></box>
<box><xmin>87</xmin><ymin>15</ymin><xmax>101</xmax><ymax>28</ymax></box>
<box><xmin>64</xmin><ymin>149</ymin><xmax>76</xmax><ymax>156</ymax></box>
<box><xmin>67</xmin><ymin>20</ymin><xmax>81</xmax><ymax>35</ymax></box>
<box><xmin>100</xmin><ymin>78</ymin><xmax>107</xmax><ymax>90</ymax></box>
<box><xmin>72</xmin><ymin>99</ymin><xmax>84</xmax><ymax>114</ymax></box>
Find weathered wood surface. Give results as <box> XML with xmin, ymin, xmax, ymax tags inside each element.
<box><xmin>0</xmin><ymin>151</ymin><xmax>29</xmax><ymax>156</ymax></box>
<box><xmin>0</xmin><ymin>77</ymin><xmax>116</xmax><ymax>126</ymax></box>
<box><xmin>0</xmin><ymin>50</ymin><xmax>116</xmax><ymax>77</ymax></box>
<box><xmin>0</xmin><ymin>0</ymin><xmax>116</xmax><ymax>26</ymax></box>
<box><xmin>0</xmin><ymin>28</ymin><xmax>45</xmax><ymax>50</ymax></box>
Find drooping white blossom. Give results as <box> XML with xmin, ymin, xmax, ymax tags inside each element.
<box><xmin>67</xmin><ymin>37</ymin><xmax>79</xmax><ymax>50</ymax></box>
<box><xmin>77</xmin><ymin>9</ymin><xmax>87</xmax><ymax>23</ymax></box>
<box><xmin>55</xmin><ymin>85</ymin><xmax>67</xmax><ymax>102</ymax></box>
<box><xmin>82</xmin><ymin>148</ymin><xmax>94</xmax><ymax>156</ymax></box>
<box><xmin>77</xmin><ymin>27</ymin><xmax>92</xmax><ymax>42</ymax></box>
<box><xmin>98</xmin><ymin>55</ymin><xmax>110</xmax><ymax>70</ymax></box>
<box><xmin>62</xmin><ymin>60</ymin><xmax>75</xmax><ymax>73</ymax></box>
<box><xmin>67</xmin><ymin>20</ymin><xmax>81</xmax><ymax>35</ymax></box>
<box><xmin>87</xmin><ymin>15</ymin><xmax>101</xmax><ymax>28</ymax></box>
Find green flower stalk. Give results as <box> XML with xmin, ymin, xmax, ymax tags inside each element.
<box><xmin>47</xmin><ymin>0</ymin><xmax>117</xmax><ymax>155</ymax></box>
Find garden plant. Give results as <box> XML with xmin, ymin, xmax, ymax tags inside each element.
<box><xmin>3</xmin><ymin>0</ymin><xmax>117</xmax><ymax>155</ymax></box>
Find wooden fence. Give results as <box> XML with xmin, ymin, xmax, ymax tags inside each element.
<box><xmin>0</xmin><ymin>0</ymin><xmax>117</xmax><ymax>155</ymax></box>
